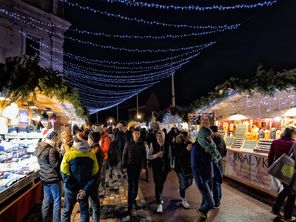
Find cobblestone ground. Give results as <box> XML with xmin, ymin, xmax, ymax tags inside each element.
<box><xmin>22</xmin><ymin>169</ymin><xmax>151</xmax><ymax>222</ymax></box>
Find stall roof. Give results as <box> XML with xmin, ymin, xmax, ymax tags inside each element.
<box><xmin>194</xmin><ymin>89</ymin><xmax>296</xmax><ymax>119</ymax></box>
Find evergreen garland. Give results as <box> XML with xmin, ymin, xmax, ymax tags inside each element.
<box><xmin>0</xmin><ymin>56</ymin><xmax>88</xmax><ymax>119</ymax></box>
<box><xmin>191</xmin><ymin>66</ymin><xmax>296</xmax><ymax>111</ymax></box>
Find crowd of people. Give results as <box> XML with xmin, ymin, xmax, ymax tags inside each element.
<box><xmin>35</xmin><ymin>122</ymin><xmax>228</xmax><ymax>222</ymax></box>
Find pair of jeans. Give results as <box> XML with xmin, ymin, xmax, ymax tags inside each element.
<box><xmin>127</xmin><ymin>165</ymin><xmax>141</xmax><ymax>209</ymax></box>
<box><xmin>273</xmin><ymin>183</ymin><xmax>296</xmax><ymax>219</ymax></box>
<box><xmin>62</xmin><ymin>191</ymin><xmax>89</xmax><ymax>222</ymax></box>
<box><xmin>89</xmin><ymin>186</ymin><xmax>100</xmax><ymax>222</ymax></box>
<box><xmin>198</xmin><ymin>179</ymin><xmax>215</xmax><ymax>215</ymax></box>
<box><xmin>100</xmin><ymin>160</ymin><xmax>108</xmax><ymax>188</ymax></box>
<box><xmin>213</xmin><ymin>163</ymin><xmax>223</xmax><ymax>206</ymax></box>
<box><xmin>152</xmin><ymin>167</ymin><xmax>170</xmax><ymax>204</ymax></box>
<box><xmin>42</xmin><ymin>182</ymin><xmax>61</xmax><ymax>222</ymax></box>
<box><xmin>176</xmin><ymin>172</ymin><xmax>192</xmax><ymax>198</ymax></box>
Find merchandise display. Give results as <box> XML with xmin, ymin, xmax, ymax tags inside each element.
<box><xmin>0</xmin><ymin>132</ymin><xmax>41</xmax><ymax>203</ymax></box>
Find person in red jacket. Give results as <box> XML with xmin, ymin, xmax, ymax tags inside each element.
<box><xmin>268</xmin><ymin>126</ymin><xmax>296</xmax><ymax>221</ymax></box>
<box><xmin>100</xmin><ymin>125</ymin><xmax>111</xmax><ymax>190</ymax></box>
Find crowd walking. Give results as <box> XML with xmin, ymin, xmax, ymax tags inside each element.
<box><xmin>34</xmin><ymin>121</ymin><xmax>296</xmax><ymax>222</ymax></box>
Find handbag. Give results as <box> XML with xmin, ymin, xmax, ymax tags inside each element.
<box><xmin>268</xmin><ymin>153</ymin><xmax>295</xmax><ymax>185</ymax></box>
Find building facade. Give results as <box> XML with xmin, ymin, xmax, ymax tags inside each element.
<box><xmin>0</xmin><ymin>0</ymin><xmax>70</xmax><ymax>71</ymax></box>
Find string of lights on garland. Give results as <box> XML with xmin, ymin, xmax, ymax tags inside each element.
<box><xmin>103</xmin><ymin>0</ymin><xmax>277</xmax><ymax>11</ymax></box>
<box><xmin>61</xmin><ymin>0</ymin><xmax>241</xmax><ymax>30</ymax></box>
<box><xmin>0</xmin><ymin>8</ymin><xmax>241</xmax><ymax>41</ymax></box>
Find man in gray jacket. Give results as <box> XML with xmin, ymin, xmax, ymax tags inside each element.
<box><xmin>36</xmin><ymin>130</ymin><xmax>61</xmax><ymax>222</ymax></box>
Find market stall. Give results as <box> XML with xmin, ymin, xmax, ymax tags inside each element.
<box><xmin>0</xmin><ymin>56</ymin><xmax>87</xmax><ymax>221</ymax></box>
<box><xmin>0</xmin><ymin>94</ymin><xmax>85</xmax><ymax>221</ymax></box>
<box><xmin>192</xmin><ymin>88</ymin><xmax>296</xmax><ymax>196</ymax></box>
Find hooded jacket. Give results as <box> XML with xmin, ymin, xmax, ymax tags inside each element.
<box><xmin>60</xmin><ymin>142</ymin><xmax>99</xmax><ymax>195</ymax></box>
<box><xmin>35</xmin><ymin>139</ymin><xmax>61</xmax><ymax>184</ymax></box>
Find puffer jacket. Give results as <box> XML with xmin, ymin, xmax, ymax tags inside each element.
<box><xmin>122</xmin><ymin>140</ymin><xmax>146</xmax><ymax>168</ymax></box>
<box><xmin>35</xmin><ymin>140</ymin><xmax>61</xmax><ymax>184</ymax></box>
<box><xmin>60</xmin><ymin>147</ymin><xmax>99</xmax><ymax>195</ymax></box>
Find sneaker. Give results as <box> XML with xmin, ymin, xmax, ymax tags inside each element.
<box><xmin>122</xmin><ymin>215</ymin><xmax>131</xmax><ymax>222</ymax></box>
<box><xmin>282</xmin><ymin>216</ymin><xmax>296</xmax><ymax>222</ymax></box>
<box><xmin>199</xmin><ymin>211</ymin><xmax>207</xmax><ymax>221</ymax></box>
<box><xmin>161</xmin><ymin>199</ymin><xmax>164</xmax><ymax>204</ymax></box>
<box><xmin>213</xmin><ymin>204</ymin><xmax>220</xmax><ymax>209</ymax></box>
<box><xmin>181</xmin><ymin>198</ymin><xmax>190</xmax><ymax>209</ymax></box>
<box><xmin>156</xmin><ymin>204</ymin><xmax>163</xmax><ymax>213</ymax></box>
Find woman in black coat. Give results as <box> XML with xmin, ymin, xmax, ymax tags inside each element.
<box><xmin>148</xmin><ymin>130</ymin><xmax>171</xmax><ymax>213</ymax></box>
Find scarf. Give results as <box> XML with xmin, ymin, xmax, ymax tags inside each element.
<box><xmin>197</xmin><ymin>137</ymin><xmax>221</xmax><ymax>163</ymax></box>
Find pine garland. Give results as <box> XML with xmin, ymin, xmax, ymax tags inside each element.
<box><xmin>191</xmin><ymin>66</ymin><xmax>296</xmax><ymax>111</ymax></box>
<box><xmin>0</xmin><ymin>56</ymin><xmax>88</xmax><ymax>119</ymax></box>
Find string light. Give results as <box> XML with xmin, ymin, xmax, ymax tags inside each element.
<box><xmin>0</xmin><ymin>8</ymin><xmax>240</xmax><ymax>41</ymax></box>
<box><xmin>69</xmin><ymin>25</ymin><xmax>239</xmax><ymax>39</ymax></box>
<box><xmin>103</xmin><ymin>0</ymin><xmax>277</xmax><ymax>11</ymax></box>
<box><xmin>35</xmin><ymin>45</ymin><xmax>206</xmax><ymax>78</ymax></box>
<box><xmin>61</xmin><ymin>0</ymin><xmax>241</xmax><ymax>30</ymax></box>
<box><xmin>23</xmin><ymin>31</ymin><xmax>213</xmax><ymax>54</ymax></box>
<box><xmin>64</xmin><ymin>35</ymin><xmax>212</xmax><ymax>53</ymax></box>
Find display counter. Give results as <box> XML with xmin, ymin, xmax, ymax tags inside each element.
<box><xmin>224</xmin><ymin>146</ymin><xmax>281</xmax><ymax>196</ymax></box>
<box><xmin>0</xmin><ymin>132</ymin><xmax>42</xmax><ymax>221</ymax></box>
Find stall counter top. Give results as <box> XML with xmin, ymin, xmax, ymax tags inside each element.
<box><xmin>226</xmin><ymin>146</ymin><xmax>268</xmax><ymax>157</ymax></box>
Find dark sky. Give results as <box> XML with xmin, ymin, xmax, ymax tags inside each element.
<box><xmin>63</xmin><ymin>0</ymin><xmax>296</xmax><ymax>123</ymax></box>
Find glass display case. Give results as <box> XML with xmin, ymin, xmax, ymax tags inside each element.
<box><xmin>0</xmin><ymin>132</ymin><xmax>42</xmax><ymax>204</ymax></box>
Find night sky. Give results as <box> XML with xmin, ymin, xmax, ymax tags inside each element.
<box><xmin>63</xmin><ymin>0</ymin><xmax>296</xmax><ymax>122</ymax></box>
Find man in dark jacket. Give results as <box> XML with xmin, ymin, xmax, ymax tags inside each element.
<box><xmin>35</xmin><ymin>130</ymin><xmax>61</xmax><ymax>222</ymax></box>
<box><xmin>122</xmin><ymin>127</ymin><xmax>146</xmax><ymax>214</ymax></box>
<box><xmin>61</xmin><ymin>131</ymin><xmax>99</xmax><ymax>222</ymax></box>
<box><xmin>191</xmin><ymin>126</ymin><xmax>221</xmax><ymax>221</ymax></box>
<box><xmin>210</xmin><ymin>125</ymin><xmax>227</xmax><ymax>208</ymax></box>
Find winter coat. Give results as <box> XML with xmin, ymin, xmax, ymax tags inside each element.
<box><xmin>60</xmin><ymin>147</ymin><xmax>99</xmax><ymax>194</ymax></box>
<box><xmin>212</xmin><ymin>133</ymin><xmax>227</xmax><ymax>157</ymax></box>
<box><xmin>148</xmin><ymin>141</ymin><xmax>171</xmax><ymax>172</ymax></box>
<box><xmin>122</xmin><ymin>140</ymin><xmax>146</xmax><ymax>169</ymax></box>
<box><xmin>115</xmin><ymin>131</ymin><xmax>127</xmax><ymax>153</ymax></box>
<box><xmin>100</xmin><ymin>131</ymin><xmax>111</xmax><ymax>160</ymax></box>
<box><xmin>35</xmin><ymin>140</ymin><xmax>61</xmax><ymax>184</ymax></box>
<box><xmin>268</xmin><ymin>137</ymin><xmax>295</xmax><ymax>167</ymax></box>
<box><xmin>191</xmin><ymin>142</ymin><xmax>213</xmax><ymax>182</ymax></box>
<box><xmin>108</xmin><ymin>141</ymin><xmax>120</xmax><ymax>167</ymax></box>
<box><xmin>173</xmin><ymin>135</ymin><xmax>192</xmax><ymax>177</ymax></box>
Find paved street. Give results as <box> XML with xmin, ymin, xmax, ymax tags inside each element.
<box><xmin>140</xmin><ymin>169</ymin><xmax>279</xmax><ymax>222</ymax></box>
<box><xmin>23</xmin><ymin>168</ymin><xmax>288</xmax><ymax>222</ymax></box>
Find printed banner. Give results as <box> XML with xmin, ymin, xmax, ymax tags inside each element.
<box><xmin>225</xmin><ymin>149</ymin><xmax>282</xmax><ymax>194</ymax></box>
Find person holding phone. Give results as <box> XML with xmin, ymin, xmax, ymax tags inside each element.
<box><xmin>148</xmin><ymin>130</ymin><xmax>171</xmax><ymax>213</ymax></box>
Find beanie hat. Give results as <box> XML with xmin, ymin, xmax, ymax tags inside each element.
<box><xmin>73</xmin><ymin>132</ymin><xmax>89</xmax><ymax>152</ymax></box>
<box><xmin>88</xmin><ymin>132</ymin><xmax>100</xmax><ymax>147</ymax></box>
<box><xmin>46</xmin><ymin>130</ymin><xmax>58</xmax><ymax>140</ymax></box>
<box><xmin>197</xmin><ymin>126</ymin><xmax>213</xmax><ymax>138</ymax></box>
